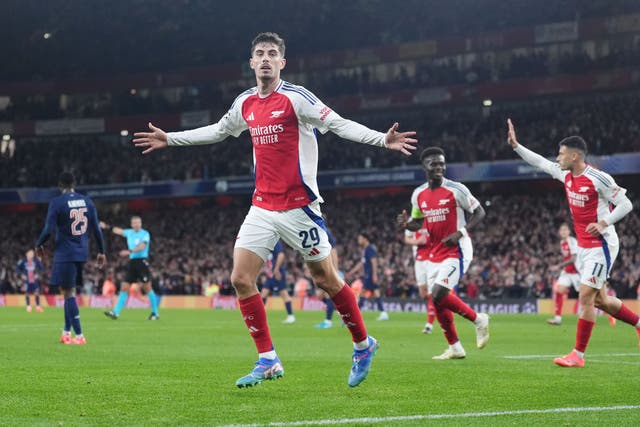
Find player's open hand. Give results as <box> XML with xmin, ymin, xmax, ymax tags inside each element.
<box><xmin>119</xmin><ymin>250</ymin><xmax>130</xmax><ymax>258</ymax></box>
<box><xmin>507</xmin><ymin>119</ymin><xmax>519</xmax><ymax>148</ymax></box>
<box><xmin>133</xmin><ymin>122</ymin><xmax>168</xmax><ymax>154</ymax></box>
<box><xmin>385</xmin><ymin>123</ymin><xmax>418</xmax><ymax>156</ymax></box>
<box><xmin>96</xmin><ymin>253</ymin><xmax>107</xmax><ymax>269</ymax></box>
<box><xmin>442</xmin><ymin>231</ymin><xmax>463</xmax><ymax>247</ymax></box>
<box><xmin>396</xmin><ymin>210</ymin><xmax>410</xmax><ymax>229</ymax></box>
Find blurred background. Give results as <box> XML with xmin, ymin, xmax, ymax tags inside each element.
<box><xmin>1</xmin><ymin>0</ymin><xmax>638</xmax><ymax>303</ymax></box>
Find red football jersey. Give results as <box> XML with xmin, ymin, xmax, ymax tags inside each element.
<box><xmin>560</xmin><ymin>236</ymin><xmax>578</xmax><ymax>274</ymax></box>
<box><xmin>167</xmin><ymin>80</ymin><xmax>387</xmax><ymax>211</ymax></box>
<box><xmin>411</xmin><ymin>179</ymin><xmax>480</xmax><ymax>263</ymax></box>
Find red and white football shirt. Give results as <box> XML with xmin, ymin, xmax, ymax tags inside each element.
<box><xmin>167</xmin><ymin>80</ymin><xmax>386</xmax><ymax>211</ymax></box>
<box><xmin>560</xmin><ymin>236</ymin><xmax>578</xmax><ymax>274</ymax></box>
<box><xmin>410</xmin><ymin>179</ymin><xmax>480</xmax><ymax>263</ymax></box>
<box><xmin>406</xmin><ymin>227</ymin><xmax>430</xmax><ymax>261</ymax></box>
<box><xmin>514</xmin><ymin>146</ymin><xmax>627</xmax><ymax>249</ymax></box>
<box><xmin>563</xmin><ymin>166</ymin><xmax>627</xmax><ymax>248</ymax></box>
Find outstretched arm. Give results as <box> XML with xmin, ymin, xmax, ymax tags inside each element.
<box><xmin>384</xmin><ymin>122</ymin><xmax>419</xmax><ymax>156</ymax></box>
<box><xmin>133</xmin><ymin>99</ymin><xmax>248</xmax><ymax>154</ymax></box>
<box><xmin>328</xmin><ymin>118</ymin><xmax>418</xmax><ymax>156</ymax></box>
<box><xmin>132</xmin><ymin>123</ymin><xmax>169</xmax><ymax>154</ymax></box>
<box><xmin>133</xmin><ymin>121</ymin><xmax>241</xmax><ymax>154</ymax></box>
<box><xmin>100</xmin><ymin>221</ymin><xmax>124</xmax><ymax>236</ymax></box>
<box><xmin>507</xmin><ymin>119</ymin><xmax>565</xmax><ymax>181</ymax></box>
<box><xmin>292</xmin><ymin>88</ymin><xmax>418</xmax><ymax>155</ymax></box>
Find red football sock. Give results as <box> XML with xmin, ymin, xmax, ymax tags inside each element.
<box><xmin>575</xmin><ymin>318</ymin><xmax>595</xmax><ymax>353</ymax></box>
<box><xmin>437</xmin><ymin>292</ymin><xmax>477</xmax><ymax>322</ymax></box>
<box><xmin>238</xmin><ymin>294</ymin><xmax>273</xmax><ymax>353</ymax></box>
<box><xmin>554</xmin><ymin>292</ymin><xmax>564</xmax><ymax>316</ymax></box>
<box><xmin>612</xmin><ymin>304</ymin><xmax>640</xmax><ymax>327</ymax></box>
<box><xmin>331</xmin><ymin>284</ymin><xmax>368</xmax><ymax>343</ymax></box>
<box><xmin>435</xmin><ymin>306</ymin><xmax>458</xmax><ymax>344</ymax></box>
<box><xmin>427</xmin><ymin>294</ymin><xmax>436</xmax><ymax>324</ymax></box>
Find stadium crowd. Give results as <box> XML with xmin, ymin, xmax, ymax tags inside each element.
<box><xmin>2</xmin><ymin>0</ymin><xmax>639</xmax><ymax>303</ymax></box>
<box><xmin>2</xmin><ymin>192</ymin><xmax>639</xmax><ymax>301</ymax></box>
<box><xmin>2</xmin><ymin>91</ymin><xmax>639</xmax><ymax>188</ymax></box>
<box><xmin>3</xmin><ymin>42</ymin><xmax>639</xmax><ymax>122</ymax></box>
<box><xmin>3</xmin><ymin>0</ymin><xmax>637</xmax><ymax>82</ymax></box>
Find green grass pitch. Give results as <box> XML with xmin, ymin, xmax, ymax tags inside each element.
<box><xmin>1</xmin><ymin>307</ymin><xmax>639</xmax><ymax>426</ymax></box>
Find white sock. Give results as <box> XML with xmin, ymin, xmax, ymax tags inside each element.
<box><xmin>259</xmin><ymin>350</ymin><xmax>277</xmax><ymax>360</ymax></box>
<box><xmin>554</xmin><ymin>315</ymin><xmax>562</xmax><ymax>322</ymax></box>
<box><xmin>62</xmin><ymin>330</ymin><xmax>71</xmax><ymax>335</ymax></box>
<box><xmin>573</xmin><ymin>349</ymin><xmax>585</xmax><ymax>358</ymax></box>
<box><xmin>354</xmin><ymin>338</ymin><xmax>369</xmax><ymax>350</ymax></box>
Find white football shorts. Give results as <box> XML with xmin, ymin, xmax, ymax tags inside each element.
<box><xmin>557</xmin><ymin>271</ymin><xmax>581</xmax><ymax>292</ymax></box>
<box><xmin>575</xmin><ymin>237</ymin><xmax>619</xmax><ymax>290</ymax></box>
<box><xmin>235</xmin><ymin>202</ymin><xmax>332</xmax><ymax>262</ymax></box>
<box><xmin>425</xmin><ymin>257</ymin><xmax>471</xmax><ymax>290</ymax></box>
<box><xmin>414</xmin><ymin>259</ymin><xmax>430</xmax><ymax>290</ymax></box>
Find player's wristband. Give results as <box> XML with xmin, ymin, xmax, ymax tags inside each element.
<box><xmin>458</xmin><ymin>227</ymin><xmax>468</xmax><ymax>238</ymax></box>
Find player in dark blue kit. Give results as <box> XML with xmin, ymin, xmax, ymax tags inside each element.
<box><xmin>261</xmin><ymin>240</ymin><xmax>295</xmax><ymax>324</ymax></box>
<box><xmin>35</xmin><ymin>172</ymin><xmax>106</xmax><ymax>345</ymax></box>
<box><xmin>348</xmin><ymin>233</ymin><xmax>388</xmax><ymax>321</ymax></box>
<box><xmin>16</xmin><ymin>249</ymin><xmax>45</xmax><ymax>312</ymax></box>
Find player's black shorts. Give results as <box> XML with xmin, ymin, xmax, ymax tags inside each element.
<box><xmin>125</xmin><ymin>259</ymin><xmax>151</xmax><ymax>283</ymax></box>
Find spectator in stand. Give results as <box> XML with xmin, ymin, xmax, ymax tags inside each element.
<box><xmin>0</xmin><ymin>192</ymin><xmax>638</xmax><ymax>299</ymax></box>
<box><xmin>3</xmin><ymin>91</ymin><xmax>640</xmax><ymax>188</ymax></box>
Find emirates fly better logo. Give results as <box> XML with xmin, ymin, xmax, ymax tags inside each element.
<box><xmin>249</xmin><ymin>124</ymin><xmax>285</xmax><ymax>145</ymax></box>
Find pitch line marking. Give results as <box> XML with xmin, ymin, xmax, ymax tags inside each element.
<box><xmin>218</xmin><ymin>405</ymin><xmax>640</xmax><ymax>427</ymax></box>
<box><xmin>589</xmin><ymin>359</ymin><xmax>640</xmax><ymax>366</ymax></box>
<box><xmin>500</xmin><ymin>353</ymin><xmax>639</xmax><ymax>359</ymax></box>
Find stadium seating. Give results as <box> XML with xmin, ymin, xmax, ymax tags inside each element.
<box><xmin>2</xmin><ymin>193</ymin><xmax>638</xmax><ymax>299</ymax></box>
<box><xmin>2</xmin><ymin>92</ymin><xmax>639</xmax><ymax>187</ymax></box>
<box><xmin>3</xmin><ymin>0</ymin><xmax>638</xmax><ymax>82</ymax></box>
